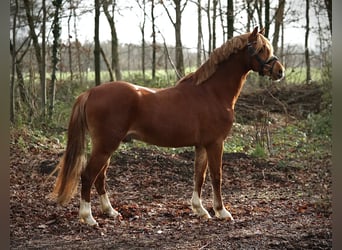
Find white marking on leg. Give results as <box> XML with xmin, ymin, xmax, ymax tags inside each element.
<box><xmin>100</xmin><ymin>193</ymin><xmax>120</xmax><ymax>217</ymax></box>
<box><xmin>79</xmin><ymin>199</ymin><xmax>98</xmax><ymax>226</ymax></box>
<box><xmin>191</xmin><ymin>191</ymin><xmax>211</xmax><ymax>218</ymax></box>
<box><xmin>213</xmin><ymin>195</ymin><xmax>234</xmax><ymax>221</ymax></box>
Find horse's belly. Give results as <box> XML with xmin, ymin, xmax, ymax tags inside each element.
<box><xmin>126</xmin><ymin>124</ymin><xmax>198</xmax><ymax>148</ymax></box>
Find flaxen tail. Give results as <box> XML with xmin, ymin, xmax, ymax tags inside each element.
<box><xmin>51</xmin><ymin>91</ymin><xmax>90</xmax><ymax>205</ymax></box>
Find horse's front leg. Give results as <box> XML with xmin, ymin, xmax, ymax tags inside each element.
<box><xmin>191</xmin><ymin>146</ymin><xmax>211</xmax><ymax>218</ymax></box>
<box><xmin>206</xmin><ymin>141</ymin><xmax>234</xmax><ymax>221</ymax></box>
<box><xmin>94</xmin><ymin>159</ymin><xmax>120</xmax><ymax>218</ymax></box>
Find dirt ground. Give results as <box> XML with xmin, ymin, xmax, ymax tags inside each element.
<box><xmin>10</xmin><ymin>84</ymin><xmax>332</xmax><ymax>249</ymax></box>
<box><xmin>10</xmin><ymin>144</ymin><xmax>331</xmax><ymax>249</ymax></box>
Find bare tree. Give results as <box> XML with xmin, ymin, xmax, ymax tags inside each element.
<box><xmin>305</xmin><ymin>0</ymin><xmax>311</xmax><ymax>84</ymax></box>
<box><xmin>212</xmin><ymin>0</ymin><xmax>218</xmax><ymax>50</ymax></box>
<box><xmin>272</xmin><ymin>0</ymin><xmax>285</xmax><ymax>55</ymax></box>
<box><xmin>324</xmin><ymin>0</ymin><xmax>331</xmax><ymax>36</ymax></box>
<box><xmin>94</xmin><ymin>0</ymin><xmax>101</xmax><ymax>85</ymax></box>
<box><xmin>49</xmin><ymin>0</ymin><xmax>62</xmax><ymax>118</ymax></box>
<box><xmin>255</xmin><ymin>0</ymin><xmax>263</xmax><ymax>30</ymax></box>
<box><xmin>10</xmin><ymin>0</ymin><xmax>18</xmax><ymax>123</ymax></box>
<box><xmin>197</xmin><ymin>0</ymin><xmax>202</xmax><ymax>67</ymax></box>
<box><xmin>245</xmin><ymin>0</ymin><xmax>255</xmax><ymax>32</ymax></box>
<box><xmin>151</xmin><ymin>0</ymin><xmax>156</xmax><ymax>80</ymax></box>
<box><xmin>206</xmin><ymin>1</ymin><xmax>212</xmax><ymax>54</ymax></box>
<box><xmin>102</xmin><ymin>0</ymin><xmax>122</xmax><ymax>81</ymax></box>
<box><xmin>136</xmin><ymin>0</ymin><xmax>147</xmax><ymax>82</ymax></box>
<box><xmin>67</xmin><ymin>2</ymin><xmax>73</xmax><ymax>81</ymax></box>
<box><xmin>162</xmin><ymin>0</ymin><xmax>188</xmax><ymax>78</ymax></box>
<box><xmin>227</xmin><ymin>0</ymin><xmax>234</xmax><ymax>39</ymax></box>
<box><xmin>264</xmin><ymin>0</ymin><xmax>270</xmax><ymax>37</ymax></box>
<box><xmin>23</xmin><ymin>0</ymin><xmax>47</xmax><ymax>117</ymax></box>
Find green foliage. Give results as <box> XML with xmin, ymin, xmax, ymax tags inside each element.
<box><xmin>250</xmin><ymin>143</ymin><xmax>267</xmax><ymax>158</ymax></box>
<box><xmin>304</xmin><ymin>112</ymin><xmax>331</xmax><ymax>138</ymax></box>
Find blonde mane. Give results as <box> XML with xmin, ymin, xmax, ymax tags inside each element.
<box><xmin>181</xmin><ymin>31</ymin><xmax>269</xmax><ymax>85</ymax></box>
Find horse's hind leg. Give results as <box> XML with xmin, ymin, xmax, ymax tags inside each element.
<box><xmin>94</xmin><ymin>159</ymin><xmax>120</xmax><ymax>218</ymax></box>
<box><xmin>79</xmin><ymin>147</ymin><xmax>116</xmax><ymax>226</ymax></box>
<box><xmin>191</xmin><ymin>146</ymin><xmax>211</xmax><ymax>218</ymax></box>
<box><xmin>206</xmin><ymin>141</ymin><xmax>234</xmax><ymax>221</ymax></box>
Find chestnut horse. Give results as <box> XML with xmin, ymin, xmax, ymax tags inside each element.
<box><xmin>51</xmin><ymin>27</ymin><xmax>285</xmax><ymax>226</ymax></box>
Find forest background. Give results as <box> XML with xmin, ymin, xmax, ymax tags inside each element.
<box><xmin>10</xmin><ymin>0</ymin><xmax>331</xmax><ymax>126</ymax></box>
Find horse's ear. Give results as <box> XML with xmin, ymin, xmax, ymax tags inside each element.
<box><xmin>249</xmin><ymin>27</ymin><xmax>259</xmax><ymax>41</ymax></box>
<box><xmin>259</xmin><ymin>27</ymin><xmax>265</xmax><ymax>35</ymax></box>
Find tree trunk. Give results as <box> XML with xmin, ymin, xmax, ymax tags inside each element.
<box><xmin>206</xmin><ymin>1</ymin><xmax>212</xmax><ymax>54</ymax></box>
<box><xmin>67</xmin><ymin>5</ymin><xmax>73</xmax><ymax>81</ymax></box>
<box><xmin>255</xmin><ymin>0</ymin><xmax>263</xmax><ymax>30</ymax></box>
<box><xmin>23</xmin><ymin>0</ymin><xmax>46</xmax><ymax>117</ymax></box>
<box><xmin>102</xmin><ymin>0</ymin><xmax>121</xmax><ymax>81</ymax></box>
<box><xmin>49</xmin><ymin>0</ymin><xmax>62</xmax><ymax>118</ymax></box>
<box><xmin>10</xmin><ymin>38</ymin><xmax>34</xmax><ymax>120</ymax></box>
<box><xmin>73</xmin><ymin>7</ymin><xmax>83</xmax><ymax>83</ymax></box>
<box><xmin>218</xmin><ymin>0</ymin><xmax>225</xmax><ymax>43</ymax></box>
<box><xmin>162</xmin><ymin>0</ymin><xmax>186</xmax><ymax>78</ymax></box>
<box><xmin>305</xmin><ymin>0</ymin><xmax>311</xmax><ymax>84</ymax></box>
<box><xmin>227</xmin><ymin>0</ymin><xmax>234</xmax><ymax>39</ymax></box>
<box><xmin>151</xmin><ymin>0</ymin><xmax>156</xmax><ymax>80</ymax></box>
<box><xmin>245</xmin><ymin>0</ymin><xmax>255</xmax><ymax>32</ymax></box>
<box><xmin>94</xmin><ymin>0</ymin><xmax>101</xmax><ymax>85</ymax></box>
<box><xmin>100</xmin><ymin>47</ymin><xmax>114</xmax><ymax>81</ymax></box>
<box><xmin>264</xmin><ymin>0</ymin><xmax>270</xmax><ymax>37</ymax></box>
<box><xmin>139</xmin><ymin>0</ymin><xmax>146</xmax><ymax>82</ymax></box>
<box><xmin>324</xmin><ymin>0</ymin><xmax>332</xmax><ymax>36</ymax></box>
<box><xmin>42</xmin><ymin>0</ymin><xmax>46</xmax><ymax>116</ymax></box>
<box><xmin>10</xmin><ymin>0</ymin><xmax>18</xmax><ymax>123</ymax></box>
<box><xmin>197</xmin><ymin>0</ymin><xmax>202</xmax><ymax>67</ymax></box>
<box><xmin>272</xmin><ymin>0</ymin><xmax>285</xmax><ymax>55</ymax></box>
<box><xmin>212</xmin><ymin>0</ymin><xmax>218</xmax><ymax>50</ymax></box>
<box><xmin>174</xmin><ymin>0</ymin><xmax>185</xmax><ymax>78</ymax></box>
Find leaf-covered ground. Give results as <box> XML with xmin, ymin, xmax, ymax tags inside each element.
<box><xmin>10</xmin><ymin>136</ymin><xmax>331</xmax><ymax>249</ymax></box>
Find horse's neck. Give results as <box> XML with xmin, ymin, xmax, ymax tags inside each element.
<box><xmin>207</xmin><ymin>56</ymin><xmax>250</xmax><ymax>109</ymax></box>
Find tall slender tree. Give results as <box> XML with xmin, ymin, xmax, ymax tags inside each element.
<box><xmin>102</xmin><ymin>0</ymin><xmax>122</xmax><ymax>81</ymax></box>
<box><xmin>264</xmin><ymin>0</ymin><xmax>270</xmax><ymax>37</ymax></box>
<box><xmin>305</xmin><ymin>0</ymin><xmax>311</xmax><ymax>84</ymax></box>
<box><xmin>245</xmin><ymin>0</ymin><xmax>255</xmax><ymax>32</ymax></box>
<box><xmin>49</xmin><ymin>0</ymin><xmax>62</xmax><ymax>118</ymax></box>
<box><xmin>324</xmin><ymin>0</ymin><xmax>332</xmax><ymax>36</ymax></box>
<box><xmin>162</xmin><ymin>0</ymin><xmax>188</xmax><ymax>78</ymax></box>
<box><xmin>151</xmin><ymin>0</ymin><xmax>156</xmax><ymax>80</ymax></box>
<box><xmin>272</xmin><ymin>0</ymin><xmax>285</xmax><ymax>55</ymax></box>
<box><xmin>212</xmin><ymin>0</ymin><xmax>218</xmax><ymax>50</ymax></box>
<box><xmin>67</xmin><ymin>2</ymin><xmax>73</xmax><ymax>81</ymax></box>
<box><xmin>23</xmin><ymin>0</ymin><xmax>46</xmax><ymax>116</ymax></box>
<box><xmin>197</xmin><ymin>0</ymin><xmax>202</xmax><ymax>67</ymax></box>
<box><xmin>94</xmin><ymin>0</ymin><xmax>101</xmax><ymax>85</ymax></box>
<box><xmin>137</xmin><ymin>0</ymin><xmax>146</xmax><ymax>82</ymax></box>
<box><xmin>227</xmin><ymin>0</ymin><xmax>234</xmax><ymax>39</ymax></box>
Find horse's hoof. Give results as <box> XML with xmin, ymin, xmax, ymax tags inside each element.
<box><xmin>79</xmin><ymin>216</ymin><xmax>98</xmax><ymax>226</ymax></box>
<box><xmin>215</xmin><ymin>208</ymin><xmax>234</xmax><ymax>221</ymax></box>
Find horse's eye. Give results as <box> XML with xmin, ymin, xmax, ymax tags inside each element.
<box><xmin>259</xmin><ymin>47</ymin><xmax>264</xmax><ymax>54</ymax></box>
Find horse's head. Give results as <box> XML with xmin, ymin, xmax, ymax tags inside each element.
<box><xmin>247</xmin><ymin>27</ymin><xmax>285</xmax><ymax>82</ymax></box>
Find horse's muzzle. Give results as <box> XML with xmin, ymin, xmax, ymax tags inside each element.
<box><xmin>270</xmin><ymin>61</ymin><xmax>285</xmax><ymax>82</ymax></box>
